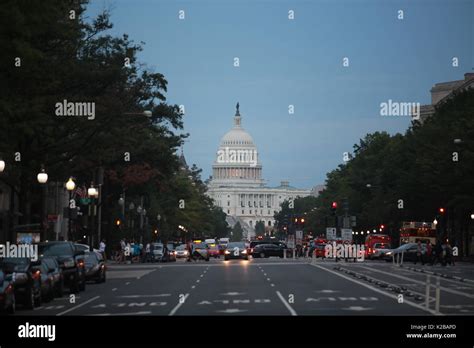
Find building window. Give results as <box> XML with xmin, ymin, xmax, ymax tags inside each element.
<box><xmin>250</xmin><ymin>210</ymin><xmax>252</xmax><ymax>214</ymax></box>
<box><xmin>227</xmin><ymin>210</ymin><xmax>230</xmax><ymax>214</ymax></box>
<box><xmin>249</xmin><ymin>221</ymin><xmax>253</xmax><ymax>226</ymax></box>
<box><xmin>227</xmin><ymin>201</ymin><xmax>230</xmax><ymax>206</ymax></box>
<box><xmin>268</xmin><ymin>210</ymin><xmax>270</xmax><ymax>215</ymax></box>
<box><xmin>242</xmin><ymin>210</ymin><xmax>244</xmax><ymax>214</ymax></box>
<box><xmin>268</xmin><ymin>221</ymin><xmax>272</xmax><ymax>226</ymax></box>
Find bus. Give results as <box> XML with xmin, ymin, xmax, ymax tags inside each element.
<box><xmin>400</xmin><ymin>221</ymin><xmax>437</xmax><ymax>245</ymax></box>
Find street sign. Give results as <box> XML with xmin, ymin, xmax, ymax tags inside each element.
<box><xmin>296</xmin><ymin>230</ymin><xmax>303</xmax><ymax>245</ymax></box>
<box><xmin>80</xmin><ymin>198</ymin><xmax>91</xmax><ymax>205</ymax></box>
<box><xmin>287</xmin><ymin>235</ymin><xmax>295</xmax><ymax>248</ymax></box>
<box><xmin>326</xmin><ymin>227</ymin><xmax>336</xmax><ymax>240</ymax></box>
<box><xmin>341</xmin><ymin>228</ymin><xmax>353</xmax><ymax>242</ymax></box>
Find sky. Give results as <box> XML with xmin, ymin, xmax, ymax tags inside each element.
<box><xmin>87</xmin><ymin>0</ymin><xmax>473</xmax><ymax>189</ymax></box>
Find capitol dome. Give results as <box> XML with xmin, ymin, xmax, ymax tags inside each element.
<box><xmin>210</xmin><ymin>103</ymin><xmax>263</xmax><ymax>186</ymax></box>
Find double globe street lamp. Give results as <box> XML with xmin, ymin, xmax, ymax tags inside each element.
<box><xmin>66</xmin><ymin>177</ymin><xmax>76</xmax><ymax>239</ymax></box>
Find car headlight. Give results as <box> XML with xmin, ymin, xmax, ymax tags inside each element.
<box><xmin>224</xmin><ymin>250</ymin><xmax>230</xmax><ymax>254</ymax></box>
<box><xmin>184</xmin><ymin>251</ymin><xmax>188</xmax><ymax>255</ymax></box>
<box><xmin>241</xmin><ymin>250</ymin><xmax>247</xmax><ymax>254</ymax></box>
<box><xmin>386</xmin><ymin>252</ymin><xmax>392</xmax><ymax>256</ymax></box>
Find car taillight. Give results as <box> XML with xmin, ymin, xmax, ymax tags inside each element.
<box><xmin>77</xmin><ymin>260</ymin><xmax>84</xmax><ymax>268</ymax></box>
<box><xmin>33</xmin><ymin>270</ymin><xmax>41</xmax><ymax>280</ymax></box>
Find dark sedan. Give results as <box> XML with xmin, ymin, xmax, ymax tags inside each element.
<box><xmin>224</xmin><ymin>242</ymin><xmax>249</xmax><ymax>260</ymax></box>
<box><xmin>251</xmin><ymin>244</ymin><xmax>284</xmax><ymax>258</ymax></box>
<box><xmin>383</xmin><ymin>243</ymin><xmax>426</xmax><ymax>263</ymax></box>
<box><xmin>0</xmin><ymin>257</ymin><xmax>42</xmax><ymax>309</ymax></box>
<box><xmin>84</xmin><ymin>251</ymin><xmax>106</xmax><ymax>283</ymax></box>
<box><xmin>0</xmin><ymin>270</ymin><xmax>15</xmax><ymax>314</ymax></box>
<box><xmin>41</xmin><ymin>257</ymin><xmax>64</xmax><ymax>297</ymax></box>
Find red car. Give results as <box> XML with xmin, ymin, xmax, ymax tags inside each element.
<box><xmin>208</xmin><ymin>244</ymin><xmax>220</xmax><ymax>258</ymax></box>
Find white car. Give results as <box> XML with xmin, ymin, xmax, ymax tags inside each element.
<box><xmin>175</xmin><ymin>245</ymin><xmax>189</xmax><ymax>259</ymax></box>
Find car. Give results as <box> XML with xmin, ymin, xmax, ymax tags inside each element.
<box><xmin>0</xmin><ymin>257</ymin><xmax>42</xmax><ymax>309</ymax></box>
<box><xmin>370</xmin><ymin>242</ymin><xmax>392</xmax><ymax>260</ymax></box>
<box><xmin>224</xmin><ymin>242</ymin><xmax>249</xmax><ymax>260</ymax></box>
<box><xmin>38</xmin><ymin>241</ymin><xmax>86</xmax><ymax>293</ymax></box>
<box><xmin>191</xmin><ymin>242</ymin><xmax>210</xmax><ymax>261</ymax></box>
<box><xmin>252</xmin><ymin>244</ymin><xmax>284</xmax><ymax>258</ymax></box>
<box><xmin>208</xmin><ymin>244</ymin><xmax>220</xmax><ymax>258</ymax></box>
<box><xmin>248</xmin><ymin>240</ymin><xmax>287</xmax><ymax>255</ymax></box>
<box><xmin>41</xmin><ymin>257</ymin><xmax>64</xmax><ymax>297</ymax></box>
<box><xmin>174</xmin><ymin>244</ymin><xmax>189</xmax><ymax>259</ymax></box>
<box><xmin>84</xmin><ymin>250</ymin><xmax>106</xmax><ymax>283</ymax></box>
<box><xmin>163</xmin><ymin>243</ymin><xmax>177</xmax><ymax>262</ymax></box>
<box><xmin>32</xmin><ymin>259</ymin><xmax>57</xmax><ymax>302</ymax></box>
<box><xmin>383</xmin><ymin>243</ymin><xmax>426</xmax><ymax>262</ymax></box>
<box><xmin>150</xmin><ymin>243</ymin><xmax>164</xmax><ymax>262</ymax></box>
<box><xmin>0</xmin><ymin>270</ymin><xmax>15</xmax><ymax>314</ymax></box>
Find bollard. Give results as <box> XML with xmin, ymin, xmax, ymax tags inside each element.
<box><xmin>292</xmin><ymin>249</ymin><xmax>296</xmax><ymax>259</ymax></box>
<box><xmin>400</xmin><ymin>250</ymin><xmax>404</xmax><ymax>266</ymax></box>
<box><xmin>435</xmin><ymin>276</ymin><xmax>440</xmax><ymax>313</ymax></box>
<box><xmin>284</xmin><ymin>249</ymin><xmax>287</xmax><ymax>259</ymax></box>
<box><xmin>425</xmin><ymin>275</ymin><xmax>431</xmax><ymax>309</ymax></box>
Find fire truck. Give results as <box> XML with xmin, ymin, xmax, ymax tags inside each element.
<box><xmin>399</xmin><ymin>221</ymin><xmax>437</xmax><ymax>245</ymax></box>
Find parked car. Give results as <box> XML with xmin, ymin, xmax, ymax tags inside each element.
<box><xmin>41</xmin><ymin>257</ymin><xmax>64</xmax><ymax>297</ymax></box>
<box><xmin>38</xmin><ymin>241</ymin><xmax>86</xmax><ymax>293</ymax></box>
<box><xmin>249</xmin><ymin>240</ymin><xmax>287</xmax><ymax>255</ymax></box>
<box><xmin>0</xmin><ymin>270</ymin><xmax>15</xmax><ymax>314</ymax></box>
<box><xmin>0</xmin><ymin>257</ymin><xmax>42</xmax><ymax>309</ymax></box>
<box><xmin>84</xmin><ymin>250</ymin><xmax>106</xmax><ymax>283</ymax></box>
<box><xmin>251</xmin><ymin>244</ymin><xmax>284</xmax><ymax>258</ymax></box>
<box><xmin>32</xmin><ymin>259</ymin><xmax>57</xmax><ymax>302</ymax></box>
<box><xmin>383</xmin><ymin>243</ymin><xmax>426</xmax><ymax>262</ymax></box>
<box><xmin>175</xmin><ymin>244</ymin><xmax>189</xmax><ymax>259</ymax></box>
<box><xmin>224</xmin><ymin>242</ymin><xmax>249</xmax><ymax>260</ymax></box>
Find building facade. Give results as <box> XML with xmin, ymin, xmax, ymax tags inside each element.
<box><xmin>206</xmin><ymin>104</ymin><xmax>311</xmax><ymax>239</ymax></box>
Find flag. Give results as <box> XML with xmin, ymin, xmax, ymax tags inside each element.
<box><xmin>75</xmin><ymin>186</ymin><xmax>87</xmax><ymax>199</ymax></box>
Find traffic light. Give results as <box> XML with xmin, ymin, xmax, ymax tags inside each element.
<box><xmin>439</xmin><ymin>207</ymin><xmax>445</xmax><ymax>214</ymax></box>
<box><xmin>330</xmin><ymin>202</ymin><xmax>338</xmax><ymax>215</ymax></box>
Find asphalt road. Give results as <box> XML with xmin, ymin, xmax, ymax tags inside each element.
<box><xmin>16</xmin><ymin>257</ymin><xmax>474</xmax><ymax>316</ymax></box>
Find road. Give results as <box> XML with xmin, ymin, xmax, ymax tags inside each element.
<box><xmin>17</xmin><ymin>257</ymin><xmax>474</xmax><ymax>316</ymax></box>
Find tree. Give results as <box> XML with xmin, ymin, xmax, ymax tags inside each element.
<box><xmin>255</xmin><ymin>220</ymin><xmax>265</xmax><ymax>237</ymax></box>
<box><xmin>231</xmin><ymin>222</ymin><xmax>243</xmax><ymax>242</ymax></box>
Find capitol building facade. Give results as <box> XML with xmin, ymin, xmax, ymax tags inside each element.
<box><xmin>206</xmin><ymin>104</ymin><xmax>311</xmax><ymax>239</ymax></box>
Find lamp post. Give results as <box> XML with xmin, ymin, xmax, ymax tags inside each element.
<box><xmin>0</xmin><ymin>159</ymin><xmax>5</xmax><ymax>173</ymax></box>
<box><xmin>88</xmin><ymin>183</ymin><xmax>99</xmax><ymax>251</ymax></box>
<box><xmin>37</xmin><ymin>166</ymin><xmax>48</xmax><ymax>240</ymax></box>
<box><xmin>65</xmin><ymin>177</ymin><xmax>76</xmax><ymax>240</ymax></box>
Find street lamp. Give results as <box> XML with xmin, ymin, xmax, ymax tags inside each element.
<box><xmin>88</xmin><ymin>183</ymin><xmax>99</xmax><ymax>251</ymax></box>
<box><xmin>470</xmin><ymin>214</ymin><xmax>474</xmax><ymax>220</ymax></box>
<box><xmin>453</xmin><ymin>138</ymin><xmax>462</xmax><ymax>144</ymax></box>
<box><xmin>37</xmin><ymin>166</ymin><xmax>48</xmax><ymax>241</ymax></box>
<box><xmin>65</xmin><ymin>177</ymin><xmax>76</xmax><ymax>239</ymax></box>
<box><xmin>0</xmin><ymin>159</ymin><xmax>5</xmax><ymax>173</ymax></box>
<box><xmin>433</xmin><ymin>219</ymin><xmax>438</xmax><ymax>225</ymax></box>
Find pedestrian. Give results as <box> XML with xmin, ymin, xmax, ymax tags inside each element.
<box><xmin>446</xmin><ymin>242</ymin><xmax>455</xmax><ymax>266</ymax></box>
<box><xmin>144</xmin><ymin>242</ymin><xmax>151</xmax><ymax>263</ymax></box>
<box><xmin>426</xmin><ymin>242</ymin><xmax>432</xmax><ymax>265</ymax></box>
<box><xmin>187</xmin><ymin>241</ymin><xmax>193</xmax><ymax>262</ymax></box>
<box><xmin>99</xmin><ymin>239</ymin><xmax>106</xmax><ymax>261</ymax></box>
<box><xmin>119</xmin><ymin>239</ymin><xmax>126</xmax><ymax>263</ymax></box>
<box><xmin>414</xmin><ymin>240</ymin><xmax>424</xmax><ymax>265</ymax></box>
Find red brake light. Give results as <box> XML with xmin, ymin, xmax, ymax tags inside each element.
<box><xmin>33</xmin><ymin>270</ymin><xmax>41</xmax><ymax>280</ymax></box>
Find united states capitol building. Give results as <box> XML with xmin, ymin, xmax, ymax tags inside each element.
<box><xmin>206</xmin><ymin>103</ymin><xmax>311</xmax><ymax>239</ymax></box>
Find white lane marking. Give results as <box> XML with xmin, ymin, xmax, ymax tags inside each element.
<box><xmin>126</xmin><ymin>282</ymin><xmax>130</xmax><ymax>285</ymax></box>
<box><xmin>57</xmin><ymin>296</ymin><xmax>100</xmax><ymax>316</ymax></box>
<box><xmin>316</xmin><ymin>289</ymin><xmax>340</xmax><ymax>293</ymax></box>
<box><xmin>90</xmin><ymin>311</ymin><xmax>151</xmax><ymax>316</ymax></box>
<box><xmin>342</xmin><ymin>306</ymin><xmax>373</xmax><ymax>311</ymax></box>
<box><xmin>169</xmin><ymin>293</ymin><xmax>189</xmax><ymax>316</ymax></box>
<box><xmin>267</xmin><ymin>278</ymin><xmax>271</xmax><ymax>281</ymax></box>
<box><xmin>221</xmin><ymin>292</ymin><xmax>246</xmax><ymax>296</ymax></box>
<box><xmin>112</xmin><ymin>288</ymin><xmax>117</xmax><ymax>291</ymax></box>
<box><xmin>117</xmin><ymin>294</ymin><xmax>171</xmax><ymax>298</ymax></box>
<box><xmin>200</xmin><ymin>274</ymin><xmax>204</xmax><ymax>278</ymax></box>
<box><xmin>196</xmin><ymin>279</ymin><xmax>200</xmax><ymax>283</ymax></box>
<box><xmin>359</xmin><ymin>265</ymin><xmax>474</xmax><ymax>299</ymax></box>
<box><xmin>276</xmin><ymin>291</ymin><xmax>297</xmax><ymax>316</ymax></box>
<box><xmin>310</xmin><ymin>264</ymin><xmax>440</xmax><ymax>315</ymax></box>
<box><xmin>216</xmin><ymin>308</ymin><xmax>247</xmax><ymax>313</ymax></box>
<box><xmin>191</xmin><ymin>285</ymin><xmax>196</xmax><ymax>289</ymax></box>
<box><xmin>271</xmin><ymin>284</ymin><xmax>275</xmax><ymax>287</ymax></box>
